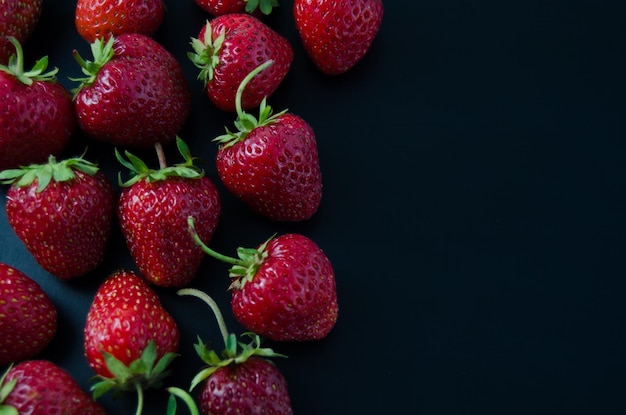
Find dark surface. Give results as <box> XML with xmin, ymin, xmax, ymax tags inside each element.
<box><xmin>2</xmin><ymin>1</ymin><xmax>626</xmax><ymax>414</ymax></box>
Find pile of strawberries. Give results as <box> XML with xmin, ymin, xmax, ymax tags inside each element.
<box><xmin>0</xmin><ymin>0</ymin><xmax>383</xmax><ymax>414</ymax></box>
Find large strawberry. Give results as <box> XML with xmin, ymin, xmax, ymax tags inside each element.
<box><xmin>188</xmin><ymin>13</ymin><xmax>293</xmax><ymax>112</ymax></box>
<box><xmin>178</xmin><ymin>288</ymin><xmax>293</xmax><ymax>415</ymax></box>
<box><xmin>188</xmin><ymin>217</ymin><xmax>338</xmax><ymax>341</ymax></box>
<box><xmin>0</xmin><ymin>155</ymin><xmax>115</xmax><ymax>279</ymax></box>
<box><xmin>72</xmin><ymin>33</ymin><xmax>191</xmax><ymax>149</ymax></box>
<box><xmin>75</xmin><ymin>0</ymin><xmax>165</xmax><ymax>43</ymax></box>
<box><xmin>214</xmin><ymin>61</ymin><xmax>322</xmax><ymax>222</ymax></box>
<box><xmin>0</xmin><ymin>0</ymin><xmax>43</xmax><ymax>64</ymax></box>
<box><xmin>0</xmin><ymin>262</ymin><xmax>57</xmax><ymax>366</ymax></box>
<box><xmin>193</xmin><ymin>0</ymin><xmax>278</xmax><ymax>16</ymax></box>
<box><xmin>0</xmin><ymin>360</ymin><xmax>107</xmax><ymax>415</ymax></box>
<box><xmin>293</xmin><ymin>0</ymin><xmax>384</xmax><ymax>75</ymax></box>
<box><xmin>116</xmin><ymin>138</ymin><xmax>221</xmax><ymax>288</ymax></box>
<box><xmin>0</xmin><ymin>36</ymin><xmax>75</xmax><ymax>171</ymax></box>
<box><xmin>84</xmin><ymin>269</ymin><xmax>180</xmax><ymax>414</ymax></box>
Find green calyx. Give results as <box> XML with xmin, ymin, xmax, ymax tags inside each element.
<box><xmin>0</xmin><ymin>364</ymin><xmax>18</xmax><ymax>415</ymax></box>
<box><xmin>245</xmin><ymin>0</ymin><xmax>280</xmax><ymax>15</ymax></box>
<box><xmin>0</xmin><ymin>154</ymin><xmax>100</xmax><ymax>192</ymax></box>
<box><xmin>177</xmin><ymin>288</ymin><xmax>285</xmax><ymax>392</ymax></box>
<box><xmin>116</xmin><ymin>137</ymin><xmax>204</xmax><ymax>187</ymax></box>
<box><xmin>0</xmin><ymin>36</ymin><xmax>58</xmax><ymax>86</ymax></box>
<box><xmin>213</xmin><ymin>60</ymin><xmax>287</xmax><ymax>148</ymax></box>
<box><xmin>187</xmin><ymin>21</ymin><xmax>225</xmax><ymax>85</ymax></box>
<box><xmin>69</xmin><ymin>36</ymin><xmax>115</xmax><ymax>97</ymax></box>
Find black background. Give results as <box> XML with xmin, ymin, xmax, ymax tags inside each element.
<box><xmin>2</xmin><ymin>1</ymin><xmax>626</xmax><ymax>414</ymax></box>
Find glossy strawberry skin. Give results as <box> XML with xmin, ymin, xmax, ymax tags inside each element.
<box><xmin>0</xmin><ymin>0</ymin><xmax>43</xmax><ymax>64</ymax></box>
<box><xmin>0</xmin><ymin>71</ymin><xmax>75</xmax><ymax>171</ymax></box>
<box><xmin>231</xmin><ymin>234</ymin><xmax>338</xmax><ymax>341</ymax></box>
<box><xmin>194</xmin><ymin>0</ymin><xmax>248</xmax><ymax>16</ymax></box>
<box><xmin>0</xmin><ymin>263</ymin><xmax>57</xmax><ymax>366</ymax></box>
<box><xmin>4</xmin><ymin>171</ymin><xmax>115</xmax><ymax>279</ymax></box>
<box><xmin>74</xmin><ymin>33</ymin><xmax>191</xmax><ymax>149</ymax></box>
<box><xmin>118</xmin><ymin>176</ymin><xmax>221</xmax><ymax>287</ymax></box>
<box><xmin>200</xmin><ymin>14</ymin><xmax>293</xmax><ymax>111</ymax></box>
<box><xmin>199</xmin><ymin>357</ymin><xmax>293</xmax><ymax>415</ymax></box>
<box><xmin>293</xmin><ymin>0</ymin><xmax>384</xmax><ymax>75</ymax></box>
<box><xmin>84</xmin><ymin>269</ymin><xmax>180</xmax><ymax>378</ymax></box>
<box><xmin>216</xmin><ymin>113</ymin><xmax>322</xmax><ymax>222</ymax></box>
<box><xmin>75</xmin><ymin>0</ymin><xmax>165</xmax><ymax>43</ymax></box>
<box><xmin>4</xmin><ymin>360</ymin><xmax>107</xmax><ymax>415</ymax></box>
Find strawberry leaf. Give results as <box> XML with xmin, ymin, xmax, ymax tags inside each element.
<box><xmin>0</xmin><ymin>37</ymin><xmax>58</xmax><ymax>86</ymax></box>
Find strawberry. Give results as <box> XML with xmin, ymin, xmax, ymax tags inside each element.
<box><xmin>116</xmin><ymin>138</ymin><xmax>221</xmax><ymax>287</ymax></box>
<box><xmin>193</xmin><ymin>0</ymin><xmax>278</xmax><ymax>16</ymax></box>
<box><xmin>214</xmin><ymin>61</ymin><xmax>322</xmax><ymax>222</ymax></box>
<box><xmin>188</xmin><ymin>13</ymin><xmax>293</xmax><ymax>112</ymax></box>
<box><xmin>0</xmin><ymin>155</ymin><xmax>115</xmax><ymax>280</ymax></box>
<box><xmin>0</xmin><ymin>263</ymin><xmax>57</xmax><ymax>366</ymax></box>
<box><xmin>178</xmin><ymin>288</ymin><xmax>293</xmax><ymax>415</ymax></box>
<box><xmin>188</xmin><ymin>217</ymin><xmax>338</xmax><ymax>341</ymax></box>
<box><xmin>75</xmin><ymin>0</ymin><xmax>166</xmax><ymax>43</ymax></box>
<box><xmin>0</xmin><ymin>0</ymin><xmax>43</xmax><ymax>64</ymax></box>
<box><xmin>84</xmin><ymin>269</ymin><xmax>180</xmax><ymax>414</ymax></box>
<box><xmin>0</xmin><ymin>360</ymin><xmax>107</xmax><ymax>415</ymax></box>
<box><xmin>72</xmin><ymin>33</ymin><xmax>191</xmax><ymax>149</ymax></box>
<box><xmin>293</xmin><ymin>0</ymin><xmax>384</xmax><ymax>75</ymax></box>
<box><xmin>0</xmin><ymin>37</ymin><xmax>75</xmax><ymax>171</ymax></box>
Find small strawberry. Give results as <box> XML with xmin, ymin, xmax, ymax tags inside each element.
<box><xmin>0</xmin><ymin>155</ymin><xmax>115</xmax><ymax>279</ymax></box>
<box><xmin>0</xmin><ymin>262</ymin><xmax>57</xmax><ymax>366</ymax></box>
<box><xmin>116</xmin><ymin>138</ymin><xmax>221</xmax><ymax>287</ymax></box>
<box><xmin>0</xmin><ymin>36</ymin><xmax>75</xmax><ymax>171</ymax></box>
<box><xmin>293</xmin><ymin>0</ymin><xmax>384</xmax><ymax>75</ymax></box>
<box><xmin>188</xmin><ymin>14</ymin><xmax>293</xmax><ymax>112</ymax></box>
<box><xmin>75</xmin><ymin>0</ymin><xmax>166</xmax><ymax>43</ymax></box>
<box><xmin>0</xmin><ymin>360</ymin><xmax>107</xmax><ymax>415</ymax></box>
<box><xmin>178</xmin><ymin>288</ymin><xmax>293</xmax><ymax>415</ymax></box>
<box><xmin>84</xmin><ymin>269</ymin><xmax>180</xmax><ymax>414</ymax></box>
<box><xmin>214</xmin><ymin>61</ymin><xmax>322</xmax><ymax>222</ymax></box>
<box><xmin>188</xmin><ymin>217</ymin><xmax>338</xmax><ymax>341</ymax></box>
<box><xmin>72</xmin><ymin>33</ymin><xmax>191</xmax><ymax>149</ymax></box>
<box><xmin>0</xmin><ymin>0</ymin><xmax>43</xmax><ymax>64</ymax></box>
<box><xmin>193</xmin><ymin>0</ymin><xmax>278</xmax><ymax>17</ymax></box>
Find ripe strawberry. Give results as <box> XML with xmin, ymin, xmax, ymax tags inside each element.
<box><xmin>0</xmin><ymin>360</ymin><xmax>107</xmax><ymax>415</ymax></box>
<box><xmin>116</xmin><ymin>138</ymin><xmax>221</xmax><ymax>287</ymax></box>
<box><xmin>72</xmin><ymin>33</ymin><xmax>191</xmax><ymax>149</ymax></box>
<box><xmin>188</xmin><ymin>217</ymin><xmax>338</xmax><ymax>341</ymax></box>
<box><xmin>194</xmin><ymin>0</ymin><xmax>278</xmax><ymax>16</ymax></box>
<box><xmin>84</xmin><ymin>269</ymin><xmax>180</xmax><ymax>414</ymax></box>
<box><xmin>214</xmin><ymin>61</ymin><xmax>321</xmax><ymax>222</ymax></box>
<box><xmin>0</xmin><ymin>37</ymin><xmax>75</xmax><ymax>171</ymax></box>
<box><xmin>75</xmin><ymin>0</ymin><xmax>165</xmax><ymax>43</ymax></box>
<box><xmin>178</xmin><ymin>288</ymin><xmax>293</xmax><ymax>415</ymax></box>
<box><xmin>293</xmin><ymin>0</ymin><xmax>384</xmax><ymax>75</ymax></box>
<box><xmin>0</xmin><ymin>263</ymin><xmax>57</xmax><ymax>366</ymax></box>
<box><xmin>0</xmin><ymin>155</ymin><xmax>115</xmax><ymax>280</ymax></box>
<box><xmin>188</xmin><ymin>13</ymin><xmax>293</xmax><ymax>112</ymax></box>
<box><xmin>0</xmin><ymin>0</ymin><xmax>43</xmax><ymax>64</ymax></box>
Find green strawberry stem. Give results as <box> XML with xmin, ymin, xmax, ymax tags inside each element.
<box><xmin>234</xmin><ymin>59</ymin><xmax>272</xmax><ymax>117</ymax></box>
<box><xmin>166</xmin><ymin>387</ymin><xmax>200</xmax><ymax>415</ymax></box>
<box><xmin>70</xmin><ymin>37</ymin><xmax>115</xmax><ymax>97</ymax></box>
<box><xmin>177</xmin><ymin>288</ymin><xmax>230</xmax><ymax>347</ymax></box>
<box><xmin>0</xmin><ymin>364</ymin><xmax>18</xmax><ymax>415</ymax></box>
<box><xmin>135</xmin><ymin>383</ymin><xmax>144</xmax><ymax>415</ymax></box>
<box><xmin>0</xmin><ymin>36</ymin><xmax>58</xmax><ymax>85</ymax></box>
<box><xmin>155</xmin><ymin>142</ymin><xmax>168</xmax><ymax>170</ymax></box>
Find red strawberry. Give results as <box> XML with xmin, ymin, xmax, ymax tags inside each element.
<box><xmin>0</xmin><ymin>263</ymin><xmax>57</xmax><ymax>366</ymax></box>
<box><xmin>293</xmin><ymin>0</ymin><xmax>384</xmax><ymax>75</ymax></box>
<box><xmin>178</xmin><ymin>288</ymin><xmax>293</xmax><ymax>415</ymax></box>
<box><xmin>0</xmin><ymin>360</ymin><xmax>107</xmax><ymax>415</ymax></box>
<box><xmin>72</xmin><ymin>33</ymin><xmax>191</xmax><ymax>149</ymax></box>
<box><xmin>116</xmin><ymin>138</ymin><xmax>221</xmax><ymax>287</ymax></box>
<box><xmin>214</xmin><ymin>61</ymin><xmax>322</xmax><ymax>222</ymax></box>
<box><xmin>194</xmin><ymin>0</ymin><xmax>278</xmax><ymax>16</ymax></box>
<box><xmin>0</xmin><ymin>155</ymin><xmax>115</xmax><ymax>279</ymax></box>
<box><xmin>0</xmin><ymin>0</ymin><xmax>43</xmax><ymax>64</ymax></box>
<box><xmin>0</xmin><ymin>37</ymin><xmax>75</xmax><ymax>171</ymax></box>
<box><xmin>75</xmin><ymin>0</ymin><xmax>165</xmax><ymax>43</ymax></box>
<box><xmin>84</xmin><ymin>269</ymin><xmax>180</xmax><ymax>414</ymax></box>
<box><xmin>188</xmin><ymin>217</ymin><xmax>338</xmax><ymax>341</ymax></box>
<box><xmin>188</xmin><ymin>13</ymin><xmax>293</xmax><ymax>112</ymax></box>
